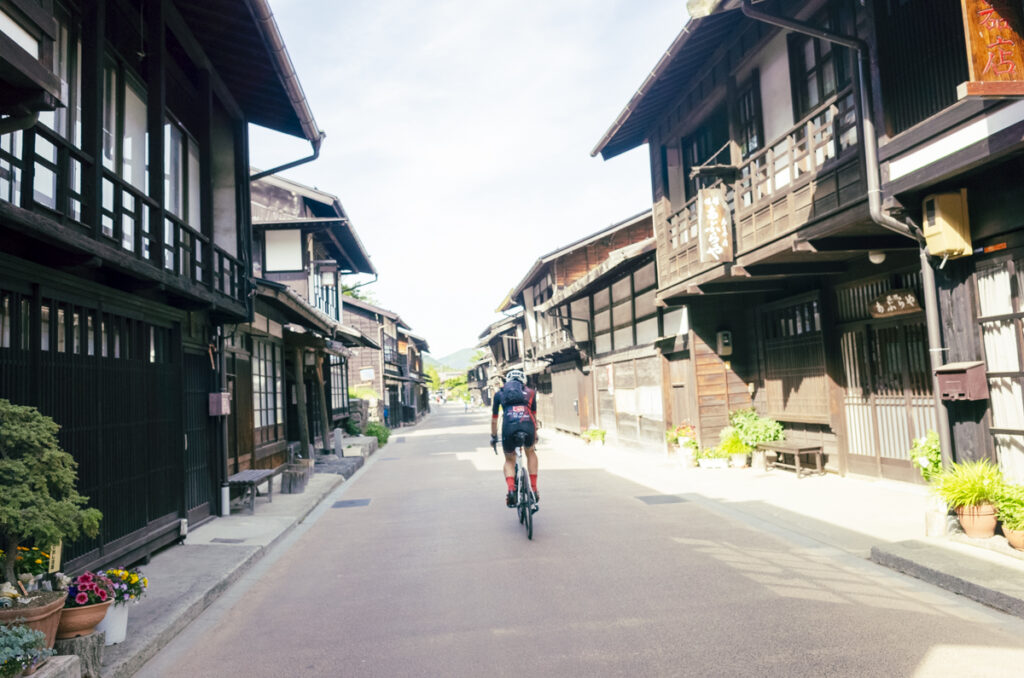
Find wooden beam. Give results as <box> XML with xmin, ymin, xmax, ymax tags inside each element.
<box><xmin>797</xmin><ymin>236</ymin><xmax>918</xmax><ymax>252</ymax></box>
<box><xmin>145</xmin><ymin>0</ymin><xmax>166</xmax><ymax>268</ymax></box>
<box><xmin>293</xmin><ymin>348</ymin><xmax>311</xmax><ymax>458</ymax></box>
<box><xmin>80</xmin><ymin>0</ymin><xmax>104</xmax><ymax>237</ymax></box>
<box><xmin>743</xmin><ymin>262</ymin><xmax>848</xmax><ymax>276</ymax></box>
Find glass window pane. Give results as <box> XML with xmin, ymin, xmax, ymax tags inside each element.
<box><xmin>102</xmin><ymin>65</ymin><xmax>117</xmax><ymax>171</ymax></box>
<box><xmin>594</xmin><ymin>309</ymin><xmax>610</xmax><ymax>333</ymax></box>
<box><xmin>612</xmin><ymin>301</ymin><xmax>633</xmax><ymax>327</ymax></box>
<box><xmin>123</xmin><ymin>83</ymin><xmax>147</xmax><ymax>191</ymax></box>
<box><xmin>41</xmin><ymin>304</ymin><xmax>50</xmax><ymax>351</ymax></box>
<box><xmin>612</xmin><ymin>276</ymin><xmax>632</xmax><ymax>302</ymax></box>
<box><xmin>635</xmin><ymin>288</ymin><xmax>657</xmax><ymax>319</ymax></box>
<box><xmin>593</xmin><ymin>288</ymin><xmax>610</xmax><ymax>311</ymax></box>
<box><xmin>595</xmin><ymin>332</ymin><xmax>611</xmax><ymax>354</ymax></box>
<box><xmin>633</xmin><ymin>262</ymin><xmax>656</xmax><ymax>291</ymax></box>
<box><xmin>164</xmin><ymin>123</ymin><xmax>183</xmax><ymax>217</ymax></box>
<box><xmin>188</xmin><ymin>137</ymin><xmax>201</xmax><ymax>227</ymax></box>
<box><xmin>613</xmin><ymin>325</ymin><xmax>634</xmax><ymax>350</ymax></box>
<box><xmin>636</xmin><ymin>317</ymin><xmax>659</xmax><ymax>345</ymax></box>
<box><xmin>978</xmin><ymin>266</ymin><xmax>1013</xmax><ymax>316</ymax></box>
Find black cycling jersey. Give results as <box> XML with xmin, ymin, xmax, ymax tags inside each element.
<box><xmin>492</xmin><ymin>383</ymin><xmax>537</xmax><ymax>453</ymax></box>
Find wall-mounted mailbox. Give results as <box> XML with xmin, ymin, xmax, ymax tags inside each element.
<box><xmin>935</xmin><ymin>361</ymin><xmax>988</xmax><ymax>401</ymax></box>
<box><xmin>209</xmin><ymin>391</ymin><xmax>231</xmax><ymax>416</ymax></box>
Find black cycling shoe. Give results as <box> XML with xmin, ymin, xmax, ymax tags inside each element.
<box><xmin>506</xmin><ymin>491</ymin><xmax>516</xmax><ymax>508</ymax></box>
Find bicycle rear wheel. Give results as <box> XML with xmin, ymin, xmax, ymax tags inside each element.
<box><xmin>519</xmin><ymin>466</ymin><xmax>533</xmax><ymax>539</ymax></box>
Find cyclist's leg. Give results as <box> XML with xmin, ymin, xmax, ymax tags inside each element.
<box><xmin>503</xmin><ymin>451</ymin><xmax>516</xmax><ymax>505</ymax></box>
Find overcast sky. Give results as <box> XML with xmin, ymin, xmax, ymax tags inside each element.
<box><xmin>249</xmin><ymin>0</ymin><xmax>686</xmax><ymax>358</ymax></box>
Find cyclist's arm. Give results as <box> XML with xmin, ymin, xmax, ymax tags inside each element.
<box><xmin>491</xmin><ymin>396</ymin><xmax>500</xmax><ymax>437</ymax></box>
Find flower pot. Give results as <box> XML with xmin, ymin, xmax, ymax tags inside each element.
<box><xmin>955</xmin><ymin>503</ymin><xmax>997</xmax><ymax>539</ymax></box>
<box><xmin>0</xmin><ymin>591</ymin><xmax>66</xmax><ymax>648</ymax></box>
<box><xmin>56</xmin><ymin>600</ymin><xmax>111</xmax><ymax>639</ymax></box>
<box><xmin>95</xmin><ymin>603</ymin><xmax>128</xmax><ymax>645</ymax></box>
<box><xmin>698</xmin><ymin>458</ymin><xmax>729</xmax><ymax>469</ymax></box>
<box><xmin>1004</xmin><ymin>527</ymin><xmax>1024</xmax><ymax>551</ymax></box>
<box><xmin>730</xmin><ymin>453</ymin><xmax>748</xmax><ymax>468</ymax></box>
<box><xmin>923</xmin><ymin>496</ymin><xmax>948</xmax><ymax>537</ymax></box>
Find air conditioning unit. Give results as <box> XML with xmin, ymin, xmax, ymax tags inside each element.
<box><xmin>922</xmin><ymin>189</ymin><xmax>971</xmax><ymax>259</ymax></box>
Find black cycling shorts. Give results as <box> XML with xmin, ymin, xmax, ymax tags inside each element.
<box><xmin>501</xmin><ymin>424</ymin><xmax>535</xmax><ymax>453</ymax></box>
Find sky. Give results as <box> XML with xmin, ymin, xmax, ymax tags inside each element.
<box><xmin>249</xmin><ymin>0</ymin><xmax>687</xmax><ymax>358</ymax></box>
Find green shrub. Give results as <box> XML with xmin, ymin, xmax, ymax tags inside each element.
<box><xmin>343</xmin><ymin>417</ymin><xmax>361</xmax><ymax>436</ymax></box>
<box><xmin>582</xmin><ymin>428</ymin><xmax>606</xmax><ymax>444</ymax></box>
<box><xmin>996</xmin><ymin>484</ymin><xmax>1024</xmax><ymax>531</ymax></box>
<box><xmin>729</xmin><ymin>408</ymin><xmax>783</xmax><ymax>448</ymax></box>
<box><xmin>365</xmin><ymin>422</ymin><xmax>391</xmax><ymax>446</ymax></box>
<box><xmin>348</xmin><ymin>386</ymin><xmax>380</xmax><ymax>401</ymax></box>
<box><xmin>909</xmin><ymin>430</ymin><xmax>942</xmax><ymax>483</ymax></box>
<box><xmin>717</xmin><ymin>426</ymin><xmax>751</xmax><ymax>456</ymax></box>
<box><xmin>696</xmin><ymin>445</ymin><xmax>730</xmax><ymax>460</ymax></box>
<box><xmin>0</xmin><ymin>624</ymin><xmax>53</xmax><ymax>678</ymax></box>
<box><xmin>933</xmin><ymin>459</ymin><xmax>1004</xmax><ymax>509</ymax></box>
<box><xmin>0</xmin><ymin>400</ymin><xmax>102</xmax><ymax>585</ymax></box>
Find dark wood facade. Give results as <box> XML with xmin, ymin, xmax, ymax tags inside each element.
<box><xmin>0</xmin><ymin>0</ymin><xmax>322</xmax><ymax>570</ymax></box>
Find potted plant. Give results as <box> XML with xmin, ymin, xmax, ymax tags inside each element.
<box><xmin>665</xmin><ymin>424</ymin><xmax>697</xmax><ymax>467</ymax></box>
<box><xmin>94</xmin><ymin>567</ymin><xmax>148</xmax><ymax>645</ymax></box>
<box><xmin>0</xmin><ymin>624</ymin><xmax>54</xmax><ymax>677</ymax></box>
<box><xmin>729</xmin><ymin>409</ymin><xmax>783</xmax><ymax>470</ymax></box>
<box><xmin>996</xmin><ymin>484</ymin><xmax>1024</xmax><ymax>551</ymax></box>
<box><xmin>695</xmin><ymin>445</ymin><xmax>730</xmax><ymax>469</ymax></box>
<box><xmin>908</xmin><ymin>431</ymin><xmax>948</xmax><ymax>536</ymax></box>
<box><xmin>0</xmin><ymin>400</ymin><xmax>102</xmax><ymax>647</ymax></box>
<box><xmin>933</xmin><ymin>459</ymin><xmax>1004</xmax><ymax>539</ymax></box>
<box><xmin>717</xmin><ymin>426</ymin><xmax>752</xmax><ymax>468</ymax></box>
<box><xmin>582</xmin><ymin>428</ymin><xmax>606</xmax><ymax>445</ymax></box>
<box><xmin>55</xmin><ymin>572</ymin><xmax>114</xmax><ymax>639</ymax></box>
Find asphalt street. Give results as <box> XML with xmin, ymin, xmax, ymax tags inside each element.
<box><xmin>138</xmin><ymin>404</ymin><xmax>1024</xmax><ymax>678</ymax></box>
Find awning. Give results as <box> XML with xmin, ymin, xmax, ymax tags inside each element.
<box><xmin>338</xmin><ymin>323</ymin><xmax>379</xmax><ymax>350</ymax></box>
<box><xmin>255</xmin><ymin>279</ymin><xmax>379</xmax><ymax>349</ymax></box>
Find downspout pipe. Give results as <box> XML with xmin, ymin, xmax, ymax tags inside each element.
<box><xmin>249</xmin><ymin>131</ymin><xmax>324</xmax><ymax>182</ymax></box>
<box><xmin>740</xmin><ymin>0</ymin><xmax>953</xmax><ymax>467</ymax></box>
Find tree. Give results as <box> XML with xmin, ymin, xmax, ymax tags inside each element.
<box><xmin>426</xmin><ymin>366</ymin><xmax>441</xmax><ymax>391</ymax></box>
<box><xmin>0</xmin><ymin>400</ymin><xmax>101</xmax><ymax>585</ymax></box>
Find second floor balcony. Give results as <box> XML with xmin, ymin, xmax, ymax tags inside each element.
<box><xmin>657</xmin><ymin>87</ymin><xmax>862</xmax><ymax>296</ymax></box>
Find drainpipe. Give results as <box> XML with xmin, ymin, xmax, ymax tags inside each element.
<box><xmin>0</xmin><ymin>112</ymin><xmax>39</xmax><ymax>135</ymax></box>
<box><xmin>740</xmin><ymin>0</ymin><xmax>953</xmax><ymax>467</ymax></box>
<box><xmin>249</xmin><ymin>131</ymin><xmax>324</xmax><ymax>182</ymax></box>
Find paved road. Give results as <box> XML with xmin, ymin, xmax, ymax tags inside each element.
<box><xmin>139</xmin><ymin>405</ymin><xmax>1024</xmax><ymax>677</ymax></box>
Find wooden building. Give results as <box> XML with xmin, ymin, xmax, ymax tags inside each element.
<box><xmin>0</xmin><ymin>0</ymin><xmax>322</xmax><ymax>570</ymax></box>
<box><xmin>219</xmin><ymin>174</ymin><xmax>377</xmax><ymax>472</ymax></box>
<box><xmin>497</xmin><ymin>212</ymin><xmax>654</xmax><ymax>434</ymax></box>
<box><xmin>872</xmin><ymin>0</ymin><xmax>1024</xmax><ymax>482</ymax></box>
<box><xmin>592</xmin><ymin>0</ymin><xmax>959</xmax><ymax>481</ymax></box>
<box><xmin>343</xmin><ymin>295</ymin><xmax>429</xmax><ymax>428</ymax></box>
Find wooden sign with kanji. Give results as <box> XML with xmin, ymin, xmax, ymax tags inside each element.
<box><xmin>959</xmin><ymin>0</ymin><xmax>1024</xmax><ymax>97</ymax></box>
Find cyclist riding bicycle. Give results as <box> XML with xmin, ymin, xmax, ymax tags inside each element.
<box><xmin>490</xmin><ymin>369</ymin><xmax>539</xmax><ymax>508</ymax></box>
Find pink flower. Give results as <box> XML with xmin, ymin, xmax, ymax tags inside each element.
<box><xmin>77</xmin><ymin>573</ymin><xmax>93</xmax><ymax>584</ymax></box>
<box><xmin>97</xmin><ymin>589</ymin><xmax>108</xmax><ymax>601</ymax></box>
<box><xmin>78</xmin><ymin>582</ymin><xmax>93</xmax><ymax>592</ymax></box>
<box><xmin>75</xmin><ymin>592</ymin><xmax>89</xmax><ymax>605</ymax></box>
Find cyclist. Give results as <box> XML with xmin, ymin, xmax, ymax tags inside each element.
<box><xmin>490</xmin><ymin>369</ymin><xmax>538</xmax><ymax>508</ymax></box>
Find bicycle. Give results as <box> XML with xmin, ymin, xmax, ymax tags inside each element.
<box><xmin>492</xmin><ymin>431</ymin><xmax>537</xmax><ymax>539</ymax></box>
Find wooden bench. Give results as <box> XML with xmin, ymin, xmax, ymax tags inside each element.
<box><xmin>759</xmin><ymin>440</ymin><xmax>824</xmax><ymax>478</ymax></box>
<box><xmin>227</xmin><ymin>466</ymin><xmax>284</xmax><ymax>513</ymax></box>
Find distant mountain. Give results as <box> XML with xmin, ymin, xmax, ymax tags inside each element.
<box><xmin>425</xmin><ymin>348</ymin><xmax>479</xmax><ymax>371</ymax></box>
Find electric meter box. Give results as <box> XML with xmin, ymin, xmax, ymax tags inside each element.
<box><xmin>922</xmin><ymin>189</ymin><xmax>971</xmax><ymax>259</ymax></box>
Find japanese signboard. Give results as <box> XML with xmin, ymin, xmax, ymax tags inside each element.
<box><xmin>869</xmin><ymin>289</ymin><xmax>922</xmax><ymax>318</ymax></box>
<box><xmin>959</xmin><ymin>0</ymin><xmax>1024</xmax><ymax>97</ymax></box>
<box><xmin>697</xmin><ymin>187</ymin><xmax>734</xmax><ymax>264</ymax></box>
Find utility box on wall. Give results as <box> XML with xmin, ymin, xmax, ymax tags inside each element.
<box><xmin>209</xmin><ymin>391</ymin><xmax>231</xmax><ymax>416</ymax></box>
<box><xmin>923</xmin><ymin>189</ymin><xmax>971</xmax><ymax>259</ymax></box>
<box><xmin>935</xmin><ymin>361</ymin><xmax>988</xmax><ymax>401</ymax></box>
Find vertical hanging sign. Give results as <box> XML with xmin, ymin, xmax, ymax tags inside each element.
<box><xmin>697</xmin><ymin>187</ymin><xmax>734</xmax><ymax>264</ymax></box>
<box><xmin>958</xmin><ymin>0</ymin><xmax>1024</xmax><ymax>97</ymax></box>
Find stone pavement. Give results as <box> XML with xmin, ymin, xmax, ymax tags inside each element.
<box><xmin>540</xmin><ymin>428</ymin><xmax>1024</xmax><ymax>622</ymax></box>
<box><xmin>42</xmin><ymin>411</ymin><xmax>1020</xmax><ymax>677</ymax></box>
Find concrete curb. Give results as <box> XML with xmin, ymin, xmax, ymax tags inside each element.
<box><xmin>870</xmin><ymin>541</ymin><xmax>1024</xmax><ymax>621</ymax></box>
<box><xmin>101</xmin><ymin>474</ymin><xmax>345</xmax><ymax>678</ymax></box>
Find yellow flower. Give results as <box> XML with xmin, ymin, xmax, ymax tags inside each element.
<box><xmin>130</xmin><ymin>575</ymin><xmax>139</xmax><ymax>584</ymax></box>
<box><xmin>35</xmin><ymin>559</ymin><xmax>42</xmax><ymax>564</ymax></box>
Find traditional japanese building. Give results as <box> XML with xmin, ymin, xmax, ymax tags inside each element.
<box><xmin>0</xmin><ymin>0</ymin><xmax>323</xmax><ymax>569</ymax></box>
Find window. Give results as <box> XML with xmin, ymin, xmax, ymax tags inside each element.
<box><xmin>737</xmin><ymin>73</ymin><xmax>763</xmax><ymax>158</ymax></box>
<box><xmin>164</xmin><ymin>118</ymin><xmax>201</xmax><ymax>226</ymax></box>
<box><xmin>681</xmin><ymin>106</ymin><xmax>730</xmax><ymax>201</ymax></box>
<box><xmin>330</xmin><ymin>355</ymin><xmax>349</xmax><ymax>413</ymax></box>
<box><xmin>100</xmin><ymin>60</ymin><xmax>149</xmax><ymax>249</ymax></box>
<box><xmin>789</xmin><ymin>4</ymin><xmax>852</xmax><ymax>119</ymax></box>
<box><xmin>253</xmin><ymin>339</ymin><xmax>284</xmax><ymax>446</ymax></box>
<box><xmin>265</xmin><ymin>229</ymin><xmax>303</xmax><ymax>271</ymax></box>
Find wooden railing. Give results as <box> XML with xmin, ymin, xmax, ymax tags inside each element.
<box><xmin>656</xmin><ymin>87</ymin><xmax>862</xmax><ymax>291</ymax></box>
<box><xmin>0</xmin><ymin>124</ymin><xmax>247</xmax><ymax>307</ymax></box>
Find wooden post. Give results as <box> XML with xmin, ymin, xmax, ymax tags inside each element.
<box><xmin>145</xmin><ymin>0</ymin><xmax>166</xmax><ymax>267</ymax></box>
<box><xmin>314</xmin><ymin>352</ymin><xmax>331</xmax><ymax>449</ymax></box>
<box><xmin>294</xmin><ymin>348</ymin><xmax>310</xmax><ymax>458</ymax></box>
